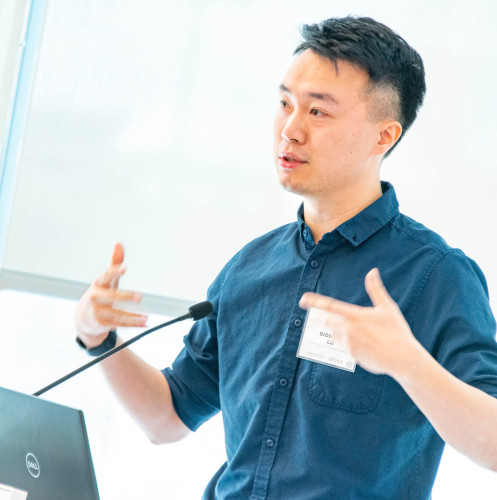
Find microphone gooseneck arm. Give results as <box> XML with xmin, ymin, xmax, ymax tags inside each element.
<box><xmin>33</xmin><ymin>301</ymin><xmax>213</xmax><ymax>397</ymax></box>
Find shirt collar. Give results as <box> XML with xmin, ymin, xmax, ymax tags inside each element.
<box><xmin>297</xmin><ymin>182</ymin><xmax>399</xmax><ymax>248</ymax></box>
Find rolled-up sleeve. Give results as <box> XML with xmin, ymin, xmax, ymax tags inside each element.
<box><xmin>162</xmin><ymin>256</ymin><xmax>236</xmax><ymax>431</ymax></box>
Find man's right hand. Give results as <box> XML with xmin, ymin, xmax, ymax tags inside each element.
<box><xmin>75</xmin><ymin>242</ymin><xmax>148</xmax><ymax>348</ymax></box>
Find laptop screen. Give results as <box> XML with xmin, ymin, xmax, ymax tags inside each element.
<box><xmin>0</xmin><ymin>387</ymin><xmax>100</xmax><ymax>500</ymax></box>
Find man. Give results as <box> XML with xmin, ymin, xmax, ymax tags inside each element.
<box><xmin>75</xmin><ymin>16</ymin><xmax>497</xmax><ymax>499</ymax></box>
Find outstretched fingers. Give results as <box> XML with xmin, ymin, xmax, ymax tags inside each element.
<box><xmin>94</xmin><ymin>305</ymin><xmax>148</xmax><ymax>328</ymax></box>
<box><xmin>89</xmin><ymin>288</ymin><xmax>142</xmax><ymax>307</ymax></box>
<box><xmin>300</xmin><ymin>269</ymin><xmax>393</xmax><ymax>316</ymax></box>
<box><xmin>299</xmin><ymin>292</ymin><xmax>361</xmax><ymax>319</ymax></box>
<box><xmin>364</xmin><ymin>268</ymin><xmax>393</xmax><ymax>308</ymax></box>
<box><xmin>111</xmin><ymin>242</ymin><xmax>125</xmax><ymax>266</ymax></box>
<box><xmin>95</xmin><ymin>264</ymin><xmax>126</xmax><ymax>288</ymax></box>
<box><xmin>94</xmin><ymin>243</ymin><xmax>127</xmax><ymax>288</ymax></box>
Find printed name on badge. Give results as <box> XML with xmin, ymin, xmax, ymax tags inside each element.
<box><xmin>297</xmin><ymin>307</ymin><xmax>356</xmax><ymax>372</ymax></box>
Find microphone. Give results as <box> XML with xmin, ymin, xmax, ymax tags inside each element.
<box><xmin>188</xmin><ymin>301</ymin><xmax>213</xmax><ymax>321</ymax></box>
<box><xmin>33</xmin><ymin>301</ymin><xmax>213</xmax><ymax>397</ymax></box>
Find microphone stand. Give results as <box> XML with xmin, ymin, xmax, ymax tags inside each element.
<box><xmin>33</xmin><ymin>312</ymin><xmax>192</xmax><ymax>397</ymax></box>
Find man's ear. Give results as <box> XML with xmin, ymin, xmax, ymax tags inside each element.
<box><xmin>372</xmin><ymin>120</ymin><xmax>402</xmax><ymax>156</ymax></box>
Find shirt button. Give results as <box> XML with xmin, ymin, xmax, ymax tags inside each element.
<box><xmin>311</xmin><ymin>260</ymin><xmax>319</xmax><ymax>268</ymax></box>
<box><xmin>280</xmin><ymin>378</ymin><xmax>288</xmax><ymax>387</ymax></box>
<box><xmin>303</xmin><ymin>228</ymin><xmax>308</xmax><ymax>236</ymax></box>
<box><xmin>266</xmin><ymin>439</ymin><xmax>274</xmax><ymax>448</ymax></box>
<box><xmin>294</xmin><ymin>318</ymin><xmax>302</xmax><ymax>327</ymax></box>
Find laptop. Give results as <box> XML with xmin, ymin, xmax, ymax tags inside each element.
<box><xmin>0</xmin><ymin>387</ymin><xmax>100</xmax><ymax>499</ymax></box>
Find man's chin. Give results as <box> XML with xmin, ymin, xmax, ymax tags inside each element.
<box><xmin>278</xmin><ymin>179</ymin><xmax>307</xmax><ymax>197</ymax></box>
<box><xmin>275</xmin><ymin>167</ymin><xmax>312</xmax><ymax>197</ymax></box>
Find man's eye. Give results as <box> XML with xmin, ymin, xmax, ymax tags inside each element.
<box><xmin>280</xmin><ymin>100</ymin><xmax>288</xmax><ymax>108</ymax></box>
<box><xmin>311</xmin><ymin>108</ymin><xmax>326</xmax><ymax>116</ymax></box>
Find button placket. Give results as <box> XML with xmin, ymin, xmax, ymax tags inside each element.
<box><xmin>251</xmin><ymin>246</ymin><xmax>330</xmax><ymax>500</ymax></box>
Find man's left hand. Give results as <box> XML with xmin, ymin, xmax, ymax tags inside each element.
<box><xmin>299</xmin><ymin>268</ymin><xmax>422</xmax><ymax>376</ymax></box>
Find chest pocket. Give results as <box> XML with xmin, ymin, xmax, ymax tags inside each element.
<box><xmin>309</xmin><ymin>362</ymin><xmax>384</xmax><ymax>414</ymax></box>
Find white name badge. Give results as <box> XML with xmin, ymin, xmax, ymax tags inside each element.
<box><xmin>297</xmin><ymin>307</ymin><xmax>356</xmax><ymax>372</ymax></box>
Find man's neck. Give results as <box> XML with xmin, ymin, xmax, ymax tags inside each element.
<box><xmin>303</xmin><ymin>182</ymin><xmax>383</xmax><ymax>244</ymax></box>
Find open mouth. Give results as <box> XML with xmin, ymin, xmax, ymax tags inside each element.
<box><xmin>279</xmin><ymin>153</ymin><xmax>305</xmax><ymax>168</ymax></box>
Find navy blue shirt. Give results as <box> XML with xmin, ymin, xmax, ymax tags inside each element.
<box><xmin>163</xmin><ymin>183</ymin><xmax>497</xmax><ymax>499</ymax></box>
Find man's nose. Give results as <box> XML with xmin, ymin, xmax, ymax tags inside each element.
<box><xmin>281</xmin><ymin>111</ymin><xmax>306</xmax><ymax>144</ymax></box>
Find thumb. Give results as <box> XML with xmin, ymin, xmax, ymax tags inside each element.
<box><xmin>111</xmin><ymin>242</ymin><xmax>125</xmax><ymax>266</ymax></box>
<box><xmin>365</xmin><ymin>268</ymin><xmax>392</xmax><ymax>307</ymax></box>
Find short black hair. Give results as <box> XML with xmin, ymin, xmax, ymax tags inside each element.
<box><xmin>295</xmin><ymin>16</ymin><xmax>426</xmax><ymax>156</ymax></box>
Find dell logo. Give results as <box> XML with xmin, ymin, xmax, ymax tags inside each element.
<box><xmin>25</xmin><ymin>453</ymin><xmax>40</xmax><ymax>478</ymax></box>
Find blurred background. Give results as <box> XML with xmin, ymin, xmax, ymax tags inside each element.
<box><xmin>1</xmin><ymin>0</ymin><xmax>496</xmax><ymax>498</ymax></box>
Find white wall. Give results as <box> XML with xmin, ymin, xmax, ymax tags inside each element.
<box><xmin>2</xmin><ymin>0</ymin><xmax>496</xmax><ymax>308</ymax></box>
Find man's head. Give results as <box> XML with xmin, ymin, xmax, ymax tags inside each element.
<box><xmin>273</xmin><ymin>16</ymin><xmax>426</xmax><ymax>204</ymax></box>
<box><xmin>294</xmin><ymin>16</ymin><xmax>426</xmax><ymax>156</ymax></box>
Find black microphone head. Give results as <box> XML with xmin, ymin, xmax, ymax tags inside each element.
<box><xmin>189</xmin><ymin>301</ymin><xmax>213</xmax><ymax>321</ymax></box>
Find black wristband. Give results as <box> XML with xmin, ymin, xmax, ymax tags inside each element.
<box><xmin>76</xmin><ymin>330</ymin><xmax>117</xmax><ymax>357</ymax></box>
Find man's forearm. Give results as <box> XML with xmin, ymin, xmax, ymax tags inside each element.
<box><xmin>395</xmin><ymin>344</ymin><xmax>497</xmax><ymax>472</ymax></box>
<box><xmin>74</xmin><ymin>244</ymin><xmax>190</xmax><ymax>443</ymax></box>
<box><xmin>97</xmin><ymin>336</ymin><xmax>190</xmax><ymax>444</ymax></box>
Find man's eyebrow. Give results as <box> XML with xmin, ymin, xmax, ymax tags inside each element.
<box><xmin>279</xmin><ymin>84</ymin><xmax>339</xmax><ymax>105</ymax></box>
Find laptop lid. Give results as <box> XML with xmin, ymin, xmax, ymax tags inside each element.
<box><xmin>0</xmin><ymin>387</ymin><xmax>100</xmax><ymax>500</ymax></box>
